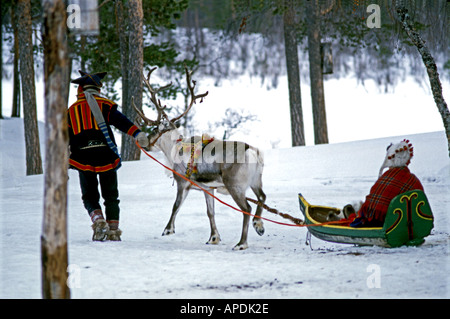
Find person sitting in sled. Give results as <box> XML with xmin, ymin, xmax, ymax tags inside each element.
<box><xmin>68</xmin><ymin>70</ymin><xmax>149</xmax><ymax>241</ymax></box>
<box><xmin>347</xmin><ymin>139</ymin><xmax>424</xmax><ymax>228</ymax></box>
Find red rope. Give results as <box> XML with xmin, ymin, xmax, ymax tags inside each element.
<box><xmin>136</xmin><ymin>141</ymin><xmax>349</xmax><ymax>228</ymax></box>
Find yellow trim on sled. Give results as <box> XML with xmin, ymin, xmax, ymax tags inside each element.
<box><xmin>385</xmin><ymin>208</ymin><xmax>403</xmax><ymax>235</ymax></box>
<box><xmin>416</xmin><ymin>201</ymin><xmax>433</xmax><ymax>221</ymax></box>
<box><xmin>304</xmin><ymin>201</ymin><xmax>383</xmax><ymax>231</ymax></box>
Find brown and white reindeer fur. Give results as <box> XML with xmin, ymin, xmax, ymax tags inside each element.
<box><xmin>133</xmin><ymin>67</ymin><xmax>266</xmax><ymax>250</ymax></box>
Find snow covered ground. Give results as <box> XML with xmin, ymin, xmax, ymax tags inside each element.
<box><xmin>0</xmin><ymin>117</ymin><xmax>448</xmax><ymax>299</ymax></box>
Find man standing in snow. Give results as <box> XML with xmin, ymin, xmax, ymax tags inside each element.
<box><xmin>68</xmin><ymin>71</ymin><xmax>149</xmax><ymax>241</ymax></box>
<box><xmin>349</xmin><ymin>139</ymin><xmax>424</xmax><ymax>227</ymax></box>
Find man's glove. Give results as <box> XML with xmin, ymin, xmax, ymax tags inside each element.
<box><xmin>135</xmin><ymin>132</ymin><xmax>149</xmax><ymax>148</ymax></box>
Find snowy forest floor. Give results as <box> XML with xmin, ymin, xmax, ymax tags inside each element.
<box><xmin>0</xmin><ymin>118</ymin><xmax>448</xmax><ymax>299</ymax></box>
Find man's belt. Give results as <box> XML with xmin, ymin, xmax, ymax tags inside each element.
<box><xmin>80</xmin><ymin>140</ymin><xmax>107</xmax><ymax>150</ymax></box>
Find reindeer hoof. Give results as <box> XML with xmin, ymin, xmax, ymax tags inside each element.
<box><xmin>232</xmin><ymin>243</ymin><xmax>248</xmax><ymax>251</ymax></box>
<box><xmin>253</xmin><ymin>219</ymin><xmax>265</xmax><ymax>236</ymax></box>
<box><xmin>206</xmin><ymin>235</ymin><xmax>221</xmax><ymax>245</ymax></box>
<box><xmin>162</xmin><ymin>228</ymin><xmax>175</xmax><ymax>236</ymax></box>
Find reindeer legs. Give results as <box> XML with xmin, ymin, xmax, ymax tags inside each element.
<box><xmin>204</xmin><ymin>188</ymin><xmax>221</xmax><ymax>245</ymax></box>
<box><xmin>226</xmin><ymin>185</ymin><xmax>252</xmax><ymax>250</ymax></box>
<box><xmin>163</xmin><ymin>180</ymin><xmax>190</xmax><ymax>236</ymax></box>
<box><xmin>251</xmin><ymin>184</ymin><xmax>266</xmax><ymax>236</ymax></box>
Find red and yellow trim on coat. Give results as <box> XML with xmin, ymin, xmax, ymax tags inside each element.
<box><xmin>69</xmin><ymin>158</ymin><xmax>121</xmax><ymax>173</ymax></box>
<box><xmin>127</xmin><ymin>125</ymin><xmax>139</xmax><ymax>137</ymax></box>
<box><xmin>69</xmin><ymin>99</ymin><xmax>102</xmax><ymax>135</ymax></box>
<box><xmin>68</xmin><ymin>96</ymin><xmax>116</xmax><ymax>135</ymax></box>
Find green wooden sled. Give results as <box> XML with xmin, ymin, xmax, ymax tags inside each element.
<box><xmin>298</xmin><ymin>190</ymin><xmax>434</xmax><ymax>247</ymax></box>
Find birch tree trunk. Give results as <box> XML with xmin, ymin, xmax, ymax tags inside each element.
<box><xmin>121</xmin><ymin>0</ymin><xmax>143</xmax><ymax>161</ymax></box>
<box><xmin>17</xmin><ymin>0</ymin><xmax>43</xmax><ymax>175</ymax></box>
<box><xmin>395</xmin><ymin>4</ymin><xmax>450</xmax><ymax>157</ymax></box>
<box><xmin>283</xmin><ymin>0</ymin><xmax>305</xmax><ymax>147</ymax></box>
<box><xmin>306</xmin><ymin>0</ymin><xmax>329</xmax><ymax>145</ymax></box>
<box><xmin>41</xmin><ymin>0</ymin><xmax>70</xmax><ymax>299</ymax></box>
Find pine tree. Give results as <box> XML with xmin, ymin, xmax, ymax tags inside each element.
<box><xmin>283</xmin><ymin>0</ymin><xmax>305</xmax><ymax>146</ymax></box>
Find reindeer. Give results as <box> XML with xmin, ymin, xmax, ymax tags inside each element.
<box><xmin>132</xmin><ymin>66</ymin><xmax>266</xmax><ymax>250</ymax></box>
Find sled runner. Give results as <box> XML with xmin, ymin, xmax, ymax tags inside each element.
<box><xmin>298</xmin><ymin>190</ymin><xmax>434</xmax><ymax>247</ymax></box>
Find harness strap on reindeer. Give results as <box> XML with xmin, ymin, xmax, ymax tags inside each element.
<box><xmin>176</xmin><ymin>134</ymin><xmax>215</xmax><ymax>178</ymax></box>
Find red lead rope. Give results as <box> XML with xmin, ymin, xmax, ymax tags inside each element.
<box><xmin>136</xmin><ymin>141</ymin><xmax>349</xmax><ymax>228</ymax></box>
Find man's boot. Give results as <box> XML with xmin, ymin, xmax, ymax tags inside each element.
<box><xmin>90</xmin><ymin>209</ymin><xmax>109</xmax><ymax>241</ymax></box>
<box><xmin>106</xmin><ymin>220</ymin><xmax>122</xmax><ymax>241</ymax></box>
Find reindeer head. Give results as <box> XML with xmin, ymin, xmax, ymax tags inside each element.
<box><xmin>132</xmin><ymin>66</ymin><xmax>208</xmax><ymax>151</ymax></box>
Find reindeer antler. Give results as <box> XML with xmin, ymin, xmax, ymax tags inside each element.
<box><xmin>143</xmin><ymin>67</ymin><xmax>172</xmax><ymax>123</ymax></box>
<box><xmin>131</xmin><ymin>96</ymin><xmax>152</xmax><ymax>127</ymax></box>
<box><xmin>133</xmin><ymin>66</ymin><xmax>207</xmax><ymax>128</ymax></box>
<box><xmin>132</xmin><ymin>67</ymin><xmax>172</xmax><ymax>127</ymax></box>
<box><xmin>170</xmin><ymin>65</ymin><xmax>209</xmax><ymax>123</ymax></box>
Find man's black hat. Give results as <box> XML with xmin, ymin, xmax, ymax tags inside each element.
<box><xmin>71</xmin><ymin>70</ymin><xmax>107</xmax><ymax>88</ymax></box>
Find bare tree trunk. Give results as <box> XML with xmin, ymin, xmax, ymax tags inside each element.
<box><xmin>121</xmin><ymin>0</ymin><xmax>143</xmax><ymax>161</ymax></box>
<box><xmin>41</xmin><ymin>0</ymin><xmax>70</xmax><ymax>299</ymax></box>
<box><xmin>115</xmin><ymin>0</ymin><xmax>129</xmax><ymax>107</ymax></box>
<box><xmin>283</xmin><ymin>0</ymin><xmax>305</xmax><ymax>147</ymax></box>
<box><xmin>17</xmin><ymin>0</ymin><xmax>43</xmax><ymax>176</ymax></box>
<box><xmin>306</xmin><ymin>0</ymin><xmax>328</xmax><ymax>145</ymax></box>
<box><xmin>116</xmin><ymin>0</ymin><xmax>130</xmax><ymax>154</ymax></box>
<box><xmin>11</xmin><ymin>3</ymin><xmax>21</xmax><ymax>118</ymax></box>
<box><xmin>65</xmin><ymin>56</ymin><xmax>73</xmax><ymax>106</ymax></box>
<box><xmin>80</xmin><ymin>36</ymin><xmax>86</xmax><ymax>71</ymax></box>
<box><xmin>395</xmin><ymin>4</ymin><xmax>450</xmax><ymax>157</ymax></box>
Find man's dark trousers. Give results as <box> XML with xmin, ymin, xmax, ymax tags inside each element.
<box><xmin>78</xmin><ymin>169</ymin><xmax>120</xmax><ymax>221</ymax></box>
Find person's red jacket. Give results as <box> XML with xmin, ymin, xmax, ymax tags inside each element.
<box><xmin>354</xmin><ymin>166</ymin><xmax>424</xmax><ymax>226</ymax></box>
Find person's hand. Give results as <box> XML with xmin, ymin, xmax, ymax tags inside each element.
<box><xmin>135</xmin><ymin>132</ymin><xmax>149</xmax><ymax>147</ymax></box>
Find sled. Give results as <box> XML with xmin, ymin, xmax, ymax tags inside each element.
<box><xmin>298</xmin><ymin>190</ymin><xmax>434</xmax><ymax>248</ymax></box>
